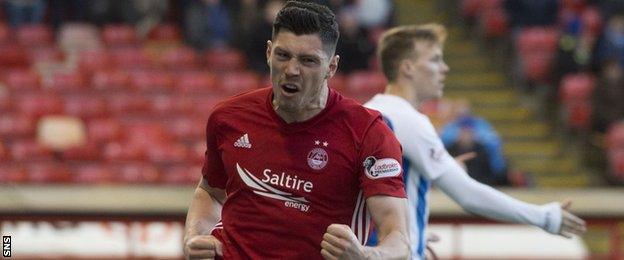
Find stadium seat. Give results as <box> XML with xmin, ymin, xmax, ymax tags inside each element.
<box><xmin>72</xmin><ymin>163</ymin><xmax>113</xmax><ymax>184</ymax></box>
<box><xmin>205</xmin><ymin>48</ymin><xmax>246</xmax><ymax>71</ymax></box>
<box><xmin>63</xmin><ymin>95</ymin><xmax>108</xmax><ymax>118</ymax></box>
<box><xmin>0</xmin><ymin>165</ymin><xmax>27</xmax><ymax>183</ymax></box>
<box><xmin>160</xmin><ymin>46</ymin><xmax>199</xmax><ymax>69</ymax></box>
<box><xmin>191</xmin><ymin>140</ymin><xmax>206</xmax><ymax>164</ymax></box>
<box><xmin>521</xmin><ymin>53</ymin><xmax>554</xmax><ymax>83</ymax></box>
<box><xmin>78</xmin><ymin>50</ymin><xmax>112</xmax><ymax>73</ymax></box>
<box><xmin>107</xmin><ymin>94</ymin><xmax>150</xmax><ymax>115</ymax></box>
<box><xmin>0</xmin><ymin>45</ymin><xmax>28</xmax><ymax>68</ymax></box>
<box><xmin>167</xmin><ymin>116</ymin><xmax>205</xmax><ymax>141</ymax></box>
<box><xmin>146</xmin><ymin>142</ymin><xmax>189</xmax><ymax>164</ymax></box>
<box><xmin>607</xmin><ymin>121</ymin><xmax>624</xmax><ymax>150</ymax></box>
<box><xmin>116</xmin><ymin>163</ymin><xmax>161</xmax><ymax>183</ymax></box>
<box><xmin>10</xmin><ymin>139</ymin><xmax>54</xmax><ymax>162</ymax></box>
<box><xmin>461</xmin><ymin>0</ymin><xmax>482</xmax><ymax>19</ymax></box>
<box><xmin>102</xmin><ymin>141</ymin><xmax>144</xmax><ymax>162</ymax></box>
<box><xmin>110</xmin><ymin>47</ymin><xmax>152</xmax><ymax>69</ymax></box>
<box><xmin>102</xmin><ymin>24</ymin><xmax>138</xmax><ymax>47</ymax></box>
<box><xmin>581</xmin><ymin>7</ymin><xmax>602</xmax><ymax>36</ymax></box>
<box><xmin>560</xmin><ymin>73</ymin><xmax>596</xmax><ymax>103</ymax></box>
<box><xmin>162</xmin><ymin>165</ymin><xmax>201</xmax><ymax>185</ymax></box>
<box><xmin>480</xmin><ymin>9</ymin><xmax>508</xmax><ymax>39</ymax></box>
<box><xmin>345</xmin><ymin>71</ymin><xmax>387</xmax><ymax>96</ymax></box>
<box><xmin>26</xmin><ymin>46</ymin><xmax>63</xmax><ymax>64</ymax></box>
<box><xmin>0</xmin><ymin>23</ymin><xmax>9</xmax><ymax>43</ymax></box>
<box><xmin>16</xmin><ymin>24</ymin><xmax>53</xmax><ymax>47</ymax></box>
<box><xmin>516</xmin><ymin>27</ymin><xmax>560</xmax><ymax>55</ymax></box>
<box><xmin>150</xmin><ymin>95</ymin><xmax>193</xmax><ymax>115</ymax></box>
<box><xmin>0</xmin><ymin>85</ymin><xmax>9</xmax><ymax>112</ymax></box>
<box><xmin>86</xmin><ymin>118</ymin><xmax>122</xmax><ymax>144</ymax></box>
<box><xmin>42</xmin><ymin>71</ymin><xmax>87</xmax><ymax>91</ymax></box>
<box><xmin>0</xmin><ymin>139</ymin><xmax>6</xmax><ymax>161</ymax></box>
<box><xmin>125</xmin><ymin>122</ymin><xmax>171</xmax><ymax>146</ymax></box>
<box><xmin>91</xmin><ymin>69</ymin><xmax>130</xmax><ymax>91</ymax></box>
<box><xmin>607</xmin><ymin>149</ymin><xmax>624</xmax><ymax>180</ymax></box>
<box><xmin>130</xmin><ymin>69</ymin><xmax>174</xmax><ymax>92</ymax></box>
<box><xmin>220</xmin><ymin>71</ymin><xmax>260</xmax><ymax>94</ymax></box>
<box><xmin>16</xmin><ymin>93</ymin><xmax>63</xmax><ymax>117</ymax></box>
<box><xmin>328</xmin><ymin>73</ymin><xmax>346</xmax><ymax>93</ymax></box>
<box><xmin>4</xmin><ymin>69</ymin><xmax>40</xmax><ymax>91</ymax></box>
<box><xmin>0</xmin><ymin>114</ymin><xmax>36</xmax><ymax>137</ymax></box>
<box><xmin>148</xmin><ymin>24</ymin><xmax>182</xmax><ymax>42</ymax></box>
<box><xmin>62</xmin><ymin>142</ymin><xmax>100</xmax><ymax>161</ymax></box>
<box><xmin>175</xmin><ymin>70</ymin><xmax>219</xmax><ymax>93</ymax></box>
<box><xmin>27</xmin><ymin>162</ymin><xmax>72</xmax><ymax>183</ymax></box>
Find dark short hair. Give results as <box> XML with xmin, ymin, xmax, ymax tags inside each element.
<box><xmin>272</xmin><ymin>1</ymin><xmax>340</xmax><ymax>55</ymax></box>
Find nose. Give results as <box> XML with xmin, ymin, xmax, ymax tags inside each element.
<box><xmin>442</xmin><ymin>61</ymin><xmax>450</xmax><ymax>74</ymax></box>
<box><xmin>285</xmin><ymin>59</ymin><xmax>300</xmax><ymax>77</ymax></box>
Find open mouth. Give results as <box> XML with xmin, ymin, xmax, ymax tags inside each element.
<box><xmin>281</xmin><ymin>84</ymin><xmax>299</xmax><ymax>94</ymax></box>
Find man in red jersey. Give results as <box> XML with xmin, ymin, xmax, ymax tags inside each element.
<box><xmin>183</xmin><ymin>1</ymin><xmax>410</xmax><ymax>259</ymax></box>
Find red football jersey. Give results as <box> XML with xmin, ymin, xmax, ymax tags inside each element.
<box><xmin>202</xmin><ymin>87</ymin><xmax>405</xmax><ymax>259</ymax></box>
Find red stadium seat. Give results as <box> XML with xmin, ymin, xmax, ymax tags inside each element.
<box><xmin>72</xmin><ymin>163</ymin><xmax>113</xmax><ymax>184</ymax></box>
<box><xmin>160</xmin><ymin>46</ymin><xmax>199</xmax><ymax>69</ymax></box>
<box><xmin>167</xmin><ymin>116</ymin><xmax>205</xmax><ymax>141</ymax></box>
<box><xmin>107</xmin><ymin>94</ymin><xmax>150</xmax><ymax>115</ymax></box>
<box><xmin>150</xmin><ymin>95</ymin><xmax>193</xmax><ymax>115</ymax></box>
<box><xmin>0</xmin><ymin>89</ymin><xmax>9</xmax><ymax>112</ymax></box>
<box><xmin>110</xmin><ymin>47</ymin><xmax>152</xmax><ymax>69</ymax></box>
<box><xmin>0</xmin><ymin>139</ymin><xmax>6</xmax><ymax>161</ymax></box>
<box><xmin>607</xmin><ymin>121</ymin><xmax>624</xmax><ymax>150</ymax></box>
<box><xmin>461</xmin><ymin>0</ymin><xmax>482</xmax><ymax>19</ymax></box>
<box><xmin>130</xmin><ymin>69</ymin><xmax>174</xmax><ymax>92</ymax></box>
<box><xmin>192</xmin><ymin>95</ymin><xmax>223</xmax><ymax>115</ymax></box>
<box><xmin>205</xmin><ymin>48</ymin><xmax>246</xmax><ymax>71</ymax></box>
<box><xmin>0</xmin><ymin>45</ymin><xmax>29</xmax><ymax>68</ymax></box>
<box><xmin>516</xmin><ymin>27</ymin><xmax>560</xmax><ymax>55</ymax></box>
<box><xmin>16</xmin><ymin>24</ymin><xmax>53</xmax><ymax>47</ymax></box>
<box><xmin>175</xmin><ymin>70</ymin><xmax>219</xmax><ymax>93</ymax></box>
<box><xmin>328</xmin><ymin>73</ymin><xmax>346</xmax><ymax>93</ymax></box>
<box><xmin>191</xmin><ymin>140</ymin><xmax>206</xmax><ymax>164</ymax></box>
<box><xmin>63</xmin><ymin>95</ymin><xmax>108</xmax><ymax>118</ymax></box>
<box><xmin>102</xmin><ymin>25</ymin><xmax>138</xmax><ymax>46</ymax></box>
<box><xmin>62</xmin><ymin>141</ymin><xmax>100</xmax><ymax>161</ymax></box>
<box><xmin>16</xmin><ymin>93</ymin><xmax>63</xmax><ymax>117</ymax></box>
<box><xmin>87</xmin><ymin>118</ymin><xmax>122</xmax><ymax>144</ymax></box>
<box><xmin>4</xmin><ymin>69</ymin><xmax>40</xmax><ymax>91</ymax></box>
<box><xmin>78</xmin><ymin>50</ymin><xmax>112</xmax><ymax>73</ymax></box>
<box><xmin>521</xmin><ymin>53</ymin><xmax>554</xmax><ymax>83</ymax></box>
<box><xmin>607</xmin><ymin>149</ymin><xmax>624</xmax><ymax>180</ymax></box>
<box><xmin>565</xmin><ymin>101</ymin><xmax>592</xmax><ymax>130</ymax></box>
<box><xmin>560</xmin><ymin>73</ymin><xmax>596</xmax><ymax>102</ymax></box>
<box><xmin>146</xmin><ymin>142</ymin><xmax>189</xmax><ymax>164</ymax></box>
<box><xmin>0</xmin><ymin>114</ymin><xmax>36</xmax><ymax>137</ymax></box>
<box><xmin>103</xmin><ymin>141</ymin><xmax>143</xmax><ymax>162</ymax></box>
<box><xmin>125</xmin><ymin>122</ymin><xmax>171</xmax><ymax>146</ymax></box>
<box><xmin>26</xmin><ymin>46</ymin><xmax>64</xmax><ymax>64</ymax></box>
<box><xmin>220</xmin><ymin>71</ymin><xmax>260</xmax><ymax>94</ymax></box>
<box><xmin>0</xmin><ymin>23</ymin><xmax>10</xmax><ymax>43</ymax></box>
<box><xmin>27</xmin><ymin>162</ymin><xmax>71</xmax><ymax>183</ymax></box>
<box><xmin>148</xmin><ymin>24</ymin><xmax>182</xmax><ymax>42</ymax></box>
<box><xmin>162</xmin><ymin>165</ymin><xmax>201</xmax><ymax>185</ymax></box>
<box><xmin>346</xmin><ymin>71</ymin><xmax>387</xmax><ymax>95</ymax></box>
<box><xmin>10</xmin><ymin>139</ymin><xmax>54</xmax><ymax>162</ymax></box>
<box><xmin>91</xmin><ymin>69</ymin><xmax>130</xmax><ymax>91</ymax></box>
<box><xmin>480</xmin><ymin>9</ymin><xmax>508</xmax><ymax>38</ymax></box>
<box><xmin>581</xmin><ymin>7</ymin><xmax>602</xmax><ymax>36</ymax></box>
<box><xmin>42</xmin><ymin>71</ymin><xmax>87</xmax><ymax>91</ymax></box>
<box><xmin>0</xmin><ymin>165</ymin><xmax>28</xmax><ymax>183</ymax></box>
<box><xmin>116</xmin><ymin>163</ymin><xmax>161</xmax><ymax>183</ymax></box>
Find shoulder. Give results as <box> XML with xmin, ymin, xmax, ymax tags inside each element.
<box><xmin>210</xmin><ymin>88</ymin><xmax>269</xmax><ymax>122</ymax></box>
<box><xmin>333</xmin><ymin>93</ymin><xmax>384</xmax><ymax>131</ymax></box>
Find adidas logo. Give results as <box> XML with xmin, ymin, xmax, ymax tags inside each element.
<box><xmin>234</xmin><ymin>134</ymin><xmax>252</xmax><ymax>148</ymax></box>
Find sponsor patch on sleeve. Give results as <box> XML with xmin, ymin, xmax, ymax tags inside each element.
<box><xmin>363</xmin><ymin>156</ymin><xmax>402</xmax><ymax>179</ymax></box>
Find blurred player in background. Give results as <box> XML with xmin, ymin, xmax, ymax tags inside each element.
<box><xmin>184</xmin><ymin>1</ymin><xmax>410</xmax><ymax>259</ymax></box>
<box><xmin>364</xmin><ymin>23</ymin><xmax>587</xmax><ymax>260</ymax></box>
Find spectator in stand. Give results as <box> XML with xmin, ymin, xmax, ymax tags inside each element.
<box><xmin>446</xmin><ymin>118</ymin><xmax>501</xmax><ymax>186</ymax></box>
<box><xmin>3</xmin><ymin>0</ymin><xmax>47</xmax><ymax>28</ymax></box>
<box><xmin>244</xmin><ymin>0</ymin><xmax>283</xmax><ymax>73</ymax></box>
<box><xmin>504</xmin><ymin>0</ymin><xmax>559</xmax><ymax>31</ymax></box>
<box><xmin>592</xmin><ymin>59</ymin><xmax>624</xmax><ymax>133</ymax></box>
<box><xmin>593</xmin><ymin>15</ymin><xmax>624</xmax><ymax>68</ymax></box>
<box><xmin>335</xmin><ymin>7</ymin><xmax>374</xmax><ymax>73</ymax></box>
<box><xmin>354</xmin><ymin>0</ymin><xmax>393</xmax><ymax>28</ymax></box>
<box><xmin>49</xmin><ymin>0</ymin><xmax>89</xmax><ymax>29</ymax></box>
<box><xmin>184</xmin><ymin>0</ymin><xmax>232</xmax><ymax>49</ymax></box>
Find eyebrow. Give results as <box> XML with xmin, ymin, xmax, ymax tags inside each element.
<box><xmin>274</xmin><ymin>46</ymin><xmax>323</xmax><ymax>60</ymax></box>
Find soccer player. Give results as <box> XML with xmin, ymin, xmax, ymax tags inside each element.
<box><xmin>184</xmin><ymin>2</ymin><xmax>410</xmax><ymax>259</ymax></box>
<box><xmin>364</xmin><ymin>24</ymin><xmax>587</xmax><ymax>260</ymax></box>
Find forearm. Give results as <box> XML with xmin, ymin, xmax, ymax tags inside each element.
<box><xmin>184</xmin><ymin>186</ymin><xmax>222</xmax><ymax>241</ymax></box>
<box><xmin>365</xmin><ymin>227</ymin><xmax>410</xmax><ymax>260</ymax></box>
<box><xmin>434</xmin><ymin>167</ymin><xmax>561</xmax><ymax>233</ymax></box>
<box><xmin>365</xmin><ymin>197</ymin><xmax>411</xmax><ymax>260</ymax></box>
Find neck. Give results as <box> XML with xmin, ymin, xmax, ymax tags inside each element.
<box><xmin>273</xmin><ymin>85</ymin><xmax>329</xmax><ymax>123</ymax></box>
<box><xmin>384</xmin><ymin>77</ymin><xmax>421</xmax><ymax>108</ymax></box>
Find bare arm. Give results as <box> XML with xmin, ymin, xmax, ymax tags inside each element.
<box><xmin>320</xmin><ymin>196</ymin><xmax>410</xmax><ymax>260</ymax></box>
<box><xmin>184</xmin><ymin>177</ymin><xmax>226</xmax><ymax>259</ymax></box>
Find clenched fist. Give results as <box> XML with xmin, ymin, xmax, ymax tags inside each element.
<box><xmin>184</xmin><ymin>235</ymin><xmax>223</xmax><ymax>260</ymax></box>
<box><xmin>320</xmin><ymin>224</ymin><xmax>369</xmax><ymax>260</ymax></box>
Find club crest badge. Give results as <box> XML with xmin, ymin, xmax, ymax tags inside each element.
<box><xmin>307</xmin><ymin>148</ymin><xmax>328</xmax><ymax>170</ymax></box>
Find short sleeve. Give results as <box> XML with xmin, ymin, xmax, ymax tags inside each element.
<box><xmin>358</xmin><ymin>118</ymin><xmax>406</xmax><ymax>199</ymax></box>
<box><xmin>201</xmin><ymin>113</ymin><xmax>228</xmax><ymax>189</ymax></box>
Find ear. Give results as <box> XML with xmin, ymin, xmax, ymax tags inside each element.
<box><xmin>326</xmin><ymin>55</ymin><xmax>340</xmax><ymax>79</ymax></box>
<box><xmin>266</xmin><ymin>40</ymin><xmax>272</xmax><ymax>64</ymax></box>
<box><xmin>399</xmin><ymin>58</ymin><xmax>414</xmax><ymax>78</ymax></box>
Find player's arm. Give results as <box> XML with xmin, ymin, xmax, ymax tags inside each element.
<box><xmin>184</xmin><ymin>177</ymin><xmax>226</xmax><ymax>259</ymax></box>
<box><xmin>321</xmin><ymin>195</ymin><xmax>410</xmax><ymax>260</ymax></box>
<box><xmin>433</xmin><ymin>166</ymin><xmax>586</xmax><ymax>237</ymax></box>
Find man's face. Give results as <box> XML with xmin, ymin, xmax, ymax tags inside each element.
<box><xmin>407</xmin><ymin>42</ymin><xmax>449</xmax><ymax>101</ymax></box>
<box><xmin>267</xmin><ymin>31</ymin><xmax>338</xmax><ymax>112</ymax></box>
